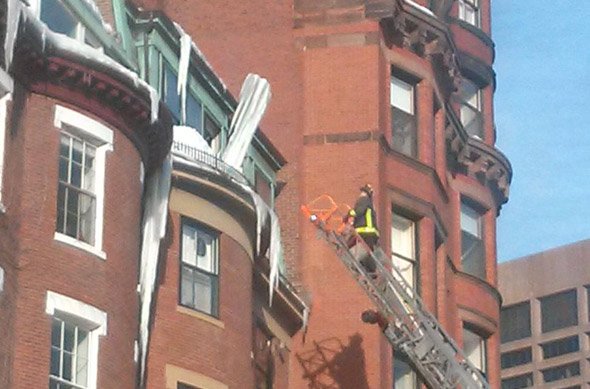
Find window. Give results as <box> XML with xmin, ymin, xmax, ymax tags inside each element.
<box><xmin>390</xmin><ymin>73</ymin><xmax>416</xmax><ymax>157</ymax></box>
<box><xmin>500</xmin><ymin>302</ymin><xmax>531</xmax><ymax>343</ymax></box>
<box><xmin>501</xmin><ymin>348</ymin><xmax>532</xmax><ymax>369</ymax></box>
<box><xmin>463</xmin><ymin>327</ymin><xmax>486</xmax><ymax>375</ymax></box>
<box><xmin>253</xmin><ymin>324</ymin><xmax>273</xmax><ymax>389</ymax></box>
<box><xmin>542</xmin><ymin>336</ymin><xmax>579</xmax><ymax>359</ymax></box>
<box><xmin>391</xmin><ymin>213</ymin><xmax>417</xmax><ymax>290</ymax></box>
<box><xmin>161</xmin><ymin>60</ymin><xmax>181</xmax><ymax>123</ymax></box>
<box><xmin>394</xmin><ymin>354</ymin><xmax>417</xmax><ymax>389</ymax></box>
<box><xmin>460</xmin><ymin>79</ymin><xmax>483</xmax><ymax>138</ymax></box>
<box><xmin>54</xmin><ymin>106</ymin><xmax>112</xmax><ymax>258</ymax></box>
<box><xmin>458</xmin><ymin>0</ymin><xmax>480</xmax><ymax>28</ymax></box>
<box><xmin>180</xmin><ymin>219</ymin><xmax>219</xmax><ymax>317</ymax></box>
<box><xmin>460</xmin><ymin>201</ymin><xmax>485</xmax><ymax>279</ymax></box>
<box><xmin>542</xmin><ymin>362</ymin><xmax>580</xmax><ymax>383</ymax></box>
<box><xmin>540</xmin><ymin>289</ymin><xmax>578</xmax><ymax>333</ymax></box>
<box><xmin>204</xmin><ymin>113</ymin><xmax>222</xmax><ymax>153</ymax></box>
<box><xmin>50</xmin><ymin>317</ymin><xmax>90</xmax><ymax>388</ymax></box>
<box><xmin>255</xmin><ymin>170</ymin><xmax>273</xmax><ymax>206</ymax></box>
<box><xmin>45</xmin><ymin>291</ymin><xmax>107</xmax><ymax>389</ymax></box>
<box><xmin>38</xmin><ymin>0</ymin><xmax>102</xmax><ymax>48</ymax></box>
<box><xmin>501</xmin><ymin>373</ymin><xmax>533</xmax><ymax>389</ymax></box>
<box><xmin>57</xmin><ymin>132</ymin><xmax>97</xmax><ymax>245</ymax></box>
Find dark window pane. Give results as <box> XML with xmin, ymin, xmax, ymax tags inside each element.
<box><xmin>62</xmin><ymin>351</ymin><xmax>73</xmax><ymax>380</ymax></box>
<box><xmin>542</xmin><ymin>362</ymin><xmax>580</xmax><ymax>383</ymax></box>
<box><xmin>500</xmin><ymin>302</ymin><xmax>531</xmax><ymax>343</ymax></box>
<box><xmin>51</xmin><ymin>318</ymin><xmax>62</xmax><ymax>347</ymax></box>
<box><xmin>501</xmin><ymin>348</ymin><xmax>531</xmax><ymax>369</ymax></box>
<box><xmin>186</xmin><ymin>94</ymin><xmax>202</xmax><ymax>131</ymax></box>
<box><xmin>540</xmin><ymin>290</ymin><xmax>578</xmax><ymax>333</ymax></box>
<box><xmin>391</xmin><ymin>106</ymin><xmax>416</xmax><ymax>157</ymax></box>
<box><xmin>40</xmin><ymin>0</ymin><xmax>77</xmax><ymax>38</ymax></box>
<box><xmin>180</xmin><ymin>266</ymin><xmax>195</xmax><ymax>307</ymax></box>
<box><xmin>501</xmin><ymin>373</ymin><xmax>533</xmax><ymax>389</ymax></box>
<box><xmin>50</xmin><ymin>347</ymin><xmax>61</xmax><ymax>376</ymax></box>
<box><xmin>541</xmin><ymin>336</ymin><xmax>579</xmax><ymax>359</ymax></box>
<box><xmin>461</xmin><ymin>232</ymin><xmax>485</xmax><ymax>278</ymax></box>
<box><xmin>163</xmin><ymin>63</ymin><xmax>181</xmax><ymax>123</ymax></box>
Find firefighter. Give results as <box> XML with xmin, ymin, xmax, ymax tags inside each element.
<box><xmin>347</xmin><ymin>184</ymin><xmax>379</xmax><ymax>272</ymax></box>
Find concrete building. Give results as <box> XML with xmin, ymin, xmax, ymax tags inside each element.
<box><xmin>0</xmin><ymin>0</ymin><xmax>512</xmax><ymax>388</ymax></box>
<box><xmin>499</xmin><ymin>240</ymin><xmax>590</xmax><ymax>389</ymax></box>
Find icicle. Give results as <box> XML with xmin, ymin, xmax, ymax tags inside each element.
<box><xmin>138</xmin><ymin>154</ymin><xmax>172</xmax><ymax>387</ymax></box>
<box><xmin>249</xmin><ymin>190</ymin><xmax>270</xmax><ymax>255</ymax></box>
<box><xmin>268</xmin><ymin>209</ymin><xmax>282</xmax><ymax>306</ymax></box>
<box><xmin>149</xmin><ymin>86</ymin><xmax>159</xmax><ymax>124</ymax></box>
<box><xmin>5</xmin><ymin>0</ymin><xmax>22</xmax><ymax>70</ymax></box>
<box><xmin>221</xmin><ymin>74</ymin><xmax>271</xmax><ymax>171</ymax></box>
<box><xmin>302</xmin><ymin>306</ymin><xmax>310</xmax><ymax>333</ymax></box>
<box><xmin>177</xmin><ymin>32</ymin><xmax>191</xmax><ymax>124</ymax></box>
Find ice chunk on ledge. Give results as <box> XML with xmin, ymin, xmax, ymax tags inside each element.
<box><xmin>172</xmin><ymin>125</ymin><xmax>214</xmax><ymax>155</ymax></box>
<box><xmin>404</xmin><ymin>0</ymin><xmax>435</xmax><ymax>17</ymax></box>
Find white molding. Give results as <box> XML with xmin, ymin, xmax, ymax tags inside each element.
<box><xmin>0</xmin><ymin>266</ymin><xmax>4</xmax><ymax>293</ymax></box>
<box><xmin>45</xmin><ymin>291</ymin><xmax>108</xmax><ymax>389</ymax></box>
<box><xmin>54</xmin><ymin>232</ymin><xmax>107</xmax><ymax>260</ymax></box>
<box><xmin>54</xmin><ymin>105</ymin><xmax>114</xmax><ymax>146</ymax></box>
<box><xmin>53</xmin><ymin>105</ymin><xmax>114</xmax><ymax>257</ymax></box>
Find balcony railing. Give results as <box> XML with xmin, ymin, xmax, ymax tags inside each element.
<box><xmin>172</xmin><ymin>141</ymin><xmax>249</xmax><ymax>186</ymax></box>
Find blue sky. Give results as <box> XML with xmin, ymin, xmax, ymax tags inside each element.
<box><xmin>493</xmin><ymin>1</ymin><xmax>590</xmax><ymax>261</ymax></box>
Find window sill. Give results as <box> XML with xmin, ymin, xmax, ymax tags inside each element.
<box><xmin>54</xmin><ymin>232</ymin><xmax>106</xmax><ymax>260</ymax></box>
<box><xmin>176</xmin><ymin>305</ymin><xmax>224</xmax><ymax>329</ymax></box>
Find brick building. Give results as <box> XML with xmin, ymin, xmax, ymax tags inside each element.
<box><xmin>499</xmin><ymin>240</ymin><xmax>590</xmax><ymax>389</ymax></box>
<box><xmin>0</xmin><ymin>0</ymin><xmax>511</xmax><ymax>388</ymax></box>
<box><xmin>127</xmin><ymin>0</ymin><xmax>512</xmax><ymax>387</ymax></box>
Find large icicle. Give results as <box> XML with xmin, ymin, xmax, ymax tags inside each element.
<box><xmin>221</xmin><ymin>74</ymin><xmax>271</xmax><ymax>170</ymax></box>
<box><xmin>4</xmin><ymin>0</ymin><xmax>22</xmax><ymax>70</ymax></box>
<box><xmin>138</xmin><ymin>155</ymin><xmax>172</xmax><ymax>387</ymax></box>
<box><xmin>267</xmin><ymin>209</ymin><xmax>282</xmax><ymax>305</ymax></box>
<box><xmin>177</xmin><ymin>32</ymin><xmax>192</xmax><ymax>124</ymax></box>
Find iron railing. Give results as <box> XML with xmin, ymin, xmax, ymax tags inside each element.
<box><xmin>172</xmin><ymin>141</ymin><xmax>249</xmax><ymax>186</ymax></box>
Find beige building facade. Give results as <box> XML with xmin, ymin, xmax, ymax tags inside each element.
<box><xmin>499</xmin><ymin>239</ymin><xmax>590</xmax><ymax>389</ymax></box>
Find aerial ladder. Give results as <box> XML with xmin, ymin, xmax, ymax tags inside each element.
<box><xmin>301</xmin><ymin>195</ymin><xmax>490</xmax><ymax>389</ymax></box>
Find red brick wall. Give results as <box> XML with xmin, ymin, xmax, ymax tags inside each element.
<box><xmin>146</xmin><ymin>211</ymin><xmax>255</xmax><ymax>388</ymax></box>
<box><xmin>0</xmin><ymin>92</ymin><xmax>142</xmax><ymax>388</ymax></box>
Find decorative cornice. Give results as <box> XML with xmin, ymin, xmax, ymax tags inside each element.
<box><xmin>445</xmin><ymin>104</ymin><xmax>512</xmax><ymax>210</ymax></box>
<box><xmin>9</xmin><ymin>12</ymin><xmax>172</xmax><ymax>172</ymax></box>
<box><xmin>379</xmin><ymin>1</ymin><xmax>462</xmax><ymax>97</ymax></box>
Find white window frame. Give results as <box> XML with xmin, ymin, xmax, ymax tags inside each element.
<box><xmin>45</xmin><ymin>291</ymin><xmax>107</xmax><ymax>389</ymax></box>
<box><xmin>53</xmin><ymin>105</ymin><xmax>113</xmax><ymax>260</ymax></box>
<box><xmin>458</xmin><ymin>0</ymin><xmax>480</xmax><ymax>28</ymax></box>
<box><xmin>0</xmin><ymin>94</ymin><xmax>11</xmax><ymax>212</ymax></box>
